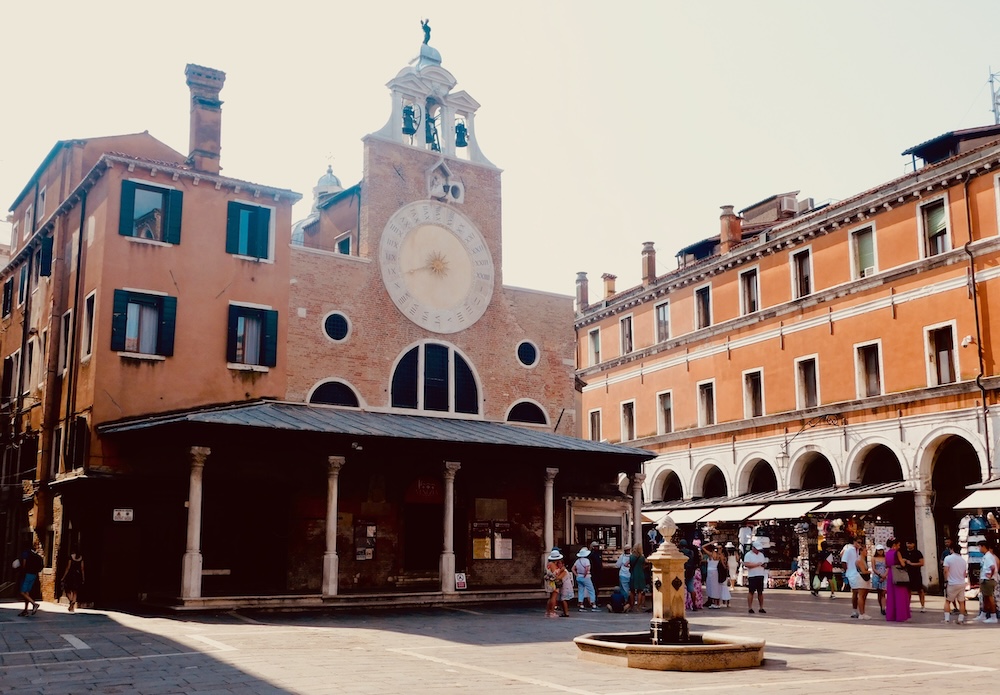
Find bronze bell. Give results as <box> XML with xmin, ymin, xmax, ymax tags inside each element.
<box><xmin>402</xmin><ymin>105</ymin><xmax>418</xmax><ymax>136</ymax></box>
<box><xmin>455</xmin><ymin>121</ymin><xmax>469</xmax><ymax>148</ymax></box>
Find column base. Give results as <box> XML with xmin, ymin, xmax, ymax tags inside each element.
<box><xmin>322</xmin><ymin>552</ymin><xmax>339</xmax><ymax>597</ymax></box>
<box><xmin>181</xmin><ymin>552</ymin><xmax>203</xmax><ymax>599</ymax></box>
<box><xmin>440</xmin><ymin>552</ymin><xmax>456</xmax><ymax>593</ymax></box>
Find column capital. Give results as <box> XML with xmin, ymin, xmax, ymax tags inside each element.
<box><xmin>632</xmin><ymin>472</ymin><xmax>647</xmax><ymax>486</ymax></box>
<box><xmin>328</xmin><ymin>455</ymin><xmax>346</xmax><ymax>475</ymax></box>
<box><xmin>444</xmin><ymin>461</ymin><xmax>461</xmax><ymax>480</ymax></box>
<box><xmin>190</xmin><ymin>446</ymin><xmax>211</xmax><ymax>468</ymax></box>
<box><xmin>545</xmin><ymin>467</ymin><xmax>559</xmax><ymax>483</ymax></box>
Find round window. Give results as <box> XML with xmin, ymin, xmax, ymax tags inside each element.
<box><xmin>324</xmin><ymin>312</ymin><xmax>350</xmax><ymax>342</ymax></box>
<box><xmin>516</xmin><ymin>340</ymin><xmax>538</xmax><ymax>367</ymax></box>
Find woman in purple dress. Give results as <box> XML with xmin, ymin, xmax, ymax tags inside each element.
<box><xmin>884</xmin><ymin>538</ymin><xmax>911</xmax><ymax>622</ymax></box>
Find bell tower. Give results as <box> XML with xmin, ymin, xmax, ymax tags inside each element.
<box><xmin>370</xmin><ymin>26</ymin><xmax>494</xmax><ymax>166</ymax></box>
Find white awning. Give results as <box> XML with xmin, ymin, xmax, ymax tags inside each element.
<box><xmin>652</xmin><ymin>507</ymin><xmax>717</xmax><ymax>524</ymax></box>
<box><xmin>698</xmin><ymin>505</ymin><xmax>766</xmax><ymax>523</ymax></box>
<box><xmin>752</xmin><ymin>501</ymin><xmax>823</xmax><ymax>520</ymax></box>
<box><xmin>954</xmin><ymin>489</ymin><xmax>1000</xmax><ymax>510</ymax></box>
<box><xmin>811</xmin><ymin>497</ymin><xmax>892</xmax><ymax>514</ymax></box>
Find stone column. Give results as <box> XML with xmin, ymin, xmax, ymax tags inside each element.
<box><xmin>913</xmin><ymin>489</ymin><xmax>940</xmax><ymax>590</ymax></box>
<box><xmin>543</xmin><ymin>468</ymin><xmax>558</xmax><ymax>569</ymax></box>
<box><xmin>440</xmin><ymin>461</ymin><xmax>461</xmax><ymax>593</ymax></box>
<box><xmin>322</xmin><ymin>456</ymin><xmax>346</xmax><ymax>597</ymax></box>
<box><xmin>181</xmin><ymin>446</ymin><xmax>209</xmax><ymax>599</ymax></box>
<box><xmin>632</xmin><ymin>473</ymin><xmax>646</xmax><ymax>549</ymax></box>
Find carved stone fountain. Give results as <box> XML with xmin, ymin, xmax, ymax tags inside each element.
<box><xmin>574</xmin><ymin>516</ymin><xmax>765</xmax><ymax>671</ymax></box>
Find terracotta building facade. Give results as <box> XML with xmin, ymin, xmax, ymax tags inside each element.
<box><xmin>1</xmin><ymin>41</ymin><xmax>649</xmax><ymax>608</ymax></box>
<box><xmin>575</xmin><ymin>127</ymin><xmax>1000</xmax><ymax>590</ymax></box>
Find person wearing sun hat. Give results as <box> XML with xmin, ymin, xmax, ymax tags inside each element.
<box><xmin>544</xmin><ymin>548</ymin><xmax>563</xmax><ymax>618</ymax></box>
<box><xmin>744</xmin><ymin>540</ymin><xmax>768</xmax><ymax>614</ymax></box>
<box><xmin>573</xmin><ymin>547</ymin><xmax>598</xmax><ymax>611</ymax></box>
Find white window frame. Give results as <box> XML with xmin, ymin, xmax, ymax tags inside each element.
<box><xmin>334</xmin><ymin>231</ymin><xmax>352</xmax><ymax>255</ymax></box>
<box><xmin>849</xmin><ymin>223</ymin><xmax>878</xmax><ymax>279</ymax></box>
<box><xmin>655</xmin><ymin>389</ymin><xmax>673</xmax><ymax>435</ymax></box>
<box><xmin>588</xmin><ymin>408</ymin><xmax>603</xmax><ymax>442</ymax></box>
<box><xmin>230</xmin><ymin>198</ymin><xmax>277</xmax><ymax>264</ymax></box>
<box><xmin>82</xmin><ymin>290</ymin><xmax>97</xmax><ymax>361</ymax></box>
<box><xmin>917</xmin><ymin>194</ymin><xmax>951</xmax><ymax>259</ymax></box>
<box><xmin>854</xmin><ymin>339</ymin><xmax>885</xmax><ymax>399</ymax></box>
<box><xmin>11</xmin><ymin>221</ymin><xmax>19</xmax><ymax>248</ymax></box>
<box><xmin>924</xmin><ymin>320</ymin><xmax>959</xmax><ymax>387</ymax></box>
<box><xmin>654</xmin><ymin>300</ymin><xmax>670</xmax><ymax>343</ymax></box>
<box><xmin>23</xmin><ymin>204</ymin><xmax>33</xmax><ymax>242</ymax></box>
<box><xmin>17</xmin><ymin>264</ymin><xmax>28</xmax><ymax>307</ymax></box>
<box><xmin>619</xmin><ymin>313</ymin><xmax>634</xmax><ymax>356</ymax></box>
<box><xmin>39</xmin><ymin>329</ymin><xmax>47</xmax><ymax>388</ymax></box>
<box><xmin>6</xmin><ymin>349</ymin><xmax>21</xmax><ymax>402</ymax></box>
<box><xmin>588</xmin><ymin>328</ymin><xmax>601</xmax><ymax>366</ymax></box>
<box><xmin>697</xmin><ymin>378</ymin><xmax>716</xmax><ymax>427</ymax></box>
<box><xmin>693</xmin><ymin>282</ymin><xmax>712</xmax><ymax>330</ymax></box>
<box><xmin>794</xmin><ymin>354</ymin><xmax>820</xmax><ymax>410</ymax></box>
<box><xmin>739</xmin><ymin>265</ymin><xmax>760</xmax><ymax>316</ymax></box>
<box><xmin>790</xmin><ymin>246</ymin><xmax>813</xmax><ymax>299</ymax></box>
<box><xmin>620</xmin><ymin>399</ymin><xmax>636</xmax><ymax>442</ymax></box>
<box><xmin>742</xmin><ymin>367</ymin><xmax>765</xmax><ymax>418</ymax></box>
<box><xmin>37</xmin><ymin>187</ymin><xmax>46</xmax><ymax>221</ymax></box>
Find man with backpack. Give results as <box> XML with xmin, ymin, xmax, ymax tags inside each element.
<box><xmin>16</xmin><ymin>543</ymin><xmax>44</xmax><ymax>616</ymax></box>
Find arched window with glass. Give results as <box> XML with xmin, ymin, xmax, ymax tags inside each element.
<box><xmin>390</xmin><ymin>342</ymin><xmax>480</xmax><ymax>415</ymax></box>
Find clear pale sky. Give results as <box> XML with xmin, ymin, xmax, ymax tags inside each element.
<box><xmin>4</xmin><ymin>1</ymin><xmax>1000</xmax><ymax>296</ymax></box>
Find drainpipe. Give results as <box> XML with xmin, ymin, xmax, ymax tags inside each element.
<box><xmin>963</xmin><ymin>176</ymin><xmax>991</xmax><ymax>479</ymax></box>
<box><xmin>61</xmin><ymin>190</ymin><xmax>87</xmax><ymax>470</ymax></box>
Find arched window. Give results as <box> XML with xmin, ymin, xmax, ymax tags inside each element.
<box><xmin>309</xmin><ymin>380</ymin><xmax>360</xmax><ymax>407</ymax></box>
<box><xmin>507</xmin><ymin>401</ymin><xmax>547</xmax><ymax>425</ymax></box>
<box><xmin>391</xmin><ymin>342</ymin><xmax>479</xmax><ymax>414</ymax></box>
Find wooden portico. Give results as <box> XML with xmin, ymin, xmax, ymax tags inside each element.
<box><xmin>82</xmin><ymin>400</ymin><xmax>653</xmax><ymax>609</ymax></box>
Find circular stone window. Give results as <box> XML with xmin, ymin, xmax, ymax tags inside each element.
<box><xmin>323</xmin><ymin>312</ymin><xmax>351</xmax><ymax>342</ymax></box>
<box><xmin>516</xmin><ymin>340</ymin><xmax>538</xmax><ymax>367</ymax></box>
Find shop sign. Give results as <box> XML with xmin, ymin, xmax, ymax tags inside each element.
<box><xmin>113</xmin><ymin>508</ymin><xmax>134</xmax><ymax>522</ymax></box>
<box><xmin>455</xmin><ymin>572</ymin><xmax>467</xmax><ymax>590</ymax></box>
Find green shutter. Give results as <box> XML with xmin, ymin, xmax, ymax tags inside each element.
<box><xmin>110</xmin><ymin>289</ymin><xmax>130</xmax><ymax>351</ymax></box>
<box><xmin>262</xmin><ymin>309</ymin><xmax>278</xmax><ymax>367</ymax></box>
<box><xmin>255</xmin><ymin>208</ymin><xmax>271</xmax><ymax>259</ymax></box>
<box><xmin>39</xmin><ymin>236</ymin><xmax>53</xmax><ymax>276</ymax></box>
<box><xmin>226</xmin><ymin>305</ymin><xmax>240</xmax><ymax>363</ymax></box>
<box><xmin>119</xmin><ymin>181</ymin><xmax>137</xmax><ymax>237</ymax></box>
<box><xmin>225</xmin><ymin>202</ymin><xmax>240</xmax><ymax>254</ymax></box>
<box><xmin>164</xmin><ymin>189</ymin><xmax>183</xmax><ymax>244</ymax></box>
<box><xmin>925</xmin><ymin>202</ymin><xmax>947</xmax><ymax>238</ymax></box>
<box><xmin>158</xmin><ymin>296</ymin><xmax>177</xmax><ymax>357</ymax></box>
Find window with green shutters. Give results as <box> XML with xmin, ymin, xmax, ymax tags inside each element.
<box><xmin>119</xmin><ymin>181</ymin><xmax>183</xmax><ymax>243</ymax></box>
<box><xmin>921</xmin><ymin>199</ymin><xmax>948</xmax><ymax>257</ymax></box>
<box><xmin>227</xmin><ymin>304</ymin><xmax>278</xmax><ymax>367</ymax></box>
<box><xmin>226</xmin><ymin>202</ymin><xmax>271</xmax><ymax>259</ymax></box>
<box><xmin>110</xmin><ymin>289</ymin><xmax>177</xmax><ymax>356</ymax></box>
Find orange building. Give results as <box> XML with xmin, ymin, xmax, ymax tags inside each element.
<box><xmin>575</xmin><ymin>126</ymin><xmax>1000</xmax><ymax>590</ymax></box>
<box><xmin>1</xmin><ymin>40</ymin><xmax>649</xmax><ymax>608</ymax></box>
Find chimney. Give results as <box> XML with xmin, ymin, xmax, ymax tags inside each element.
<box><xmin>719</xmin><ymin>205</ymin><xmax>742</xmax><ymax>255</ymax></box>
<box><xmin>575</xmin><ymin>272</ymin><xmax>589</xmax><ymax>310</ymax></box>
<box><xmin>185</xmin><ymin>64</ymin><xmax>226</xmax><ymax>173</ymax></box>
<box><xmin>641</xmin><ymin>241</ymin><xmax>656</xmax><ymax>286</ymax></box>
<box><xmin>602</xmin><ymin>273</ymin><xmax>617</xmax><ymax>299</ymax></box>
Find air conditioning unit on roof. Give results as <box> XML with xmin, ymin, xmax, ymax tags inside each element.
<box><xmin>779</xmin><ymin>195</ymin><xmax>798</xmax><ymax>215</ymax></box>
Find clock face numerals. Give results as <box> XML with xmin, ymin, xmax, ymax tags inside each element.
<box><xmin>379</xmin><ymin>201</ymin><xmax>494</xmax><ymax>333</ymax></box>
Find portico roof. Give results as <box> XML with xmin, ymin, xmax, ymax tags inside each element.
<box><xmin>96</xmin><ymin>400</ymin><xmax>655</xmax><ymax>462</ymax></box>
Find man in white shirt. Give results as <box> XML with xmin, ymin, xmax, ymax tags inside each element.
<box><xmin>744</xmin><ymin>541</ymin><xmax>767</xmax><ymax>614</ymax></box>
<box><xmin>841</xmin><ymin>537</ymin><xmax>862</xmax><ymax>618</ymax></box>
<box><xmin>976</xmin><ymin>539</ymin><xmax>998</xmax><ymax>624</ymax></box>
<box><xmin>942</xmin><ymin>544</ymin><xmax>967</xmax><ymax>624</ymax></box>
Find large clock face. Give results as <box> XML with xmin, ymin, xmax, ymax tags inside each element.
<box><xmin>379</xmin><ymin>201</ymin><xmax>494</xmax><ymax>333</ymax></box>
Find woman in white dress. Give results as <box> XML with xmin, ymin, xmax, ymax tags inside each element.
<box><xmin>705</xmin><ymin>544</ymin><xmax>723</xmax><ymax>608</ymax></box>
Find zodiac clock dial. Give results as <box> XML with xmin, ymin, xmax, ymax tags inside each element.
<box><xmin>379</xmin><ymin>201</ymin><xmax>494</xmax><ymax>333</ymax></box>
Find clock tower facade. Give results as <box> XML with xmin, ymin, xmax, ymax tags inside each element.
<box><xmin>287</xmin><ymin>39</ymin><xmax>576</xmax><ymax>432</ymax></box>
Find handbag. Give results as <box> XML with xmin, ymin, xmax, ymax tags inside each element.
<box><xmin>717</xmin><ymin>562</ymin><xmax>729</xmax><ymax>582</ymax></box>
<box><xmin>860</xmin><ymin>572</ymin><xmax>871</xmax><ymax>582</ymax></box>
<box><xmin>890</xmin><ymin>565</ymin><xmax>909</xmax><ymax>584</ymax></box>
<box><xmin>812</xmin><ymin>575</ymin><xmax>821</xmax><ymax>591</ymax></box>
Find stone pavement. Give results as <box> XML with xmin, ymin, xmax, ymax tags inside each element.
<box><xmin>1</xmin><ymin>589</ymin><xmax>998</xmax><ymax>694</ymax></box>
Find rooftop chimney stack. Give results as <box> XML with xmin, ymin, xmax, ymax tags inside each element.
<box><xmin>719</xmin><ymin>205</ymin><xmax>742</xmax><ymax>255</ymax></box>
<box><xmin>575</xmin><ymin>272</ymin><xmax>589</xmax><ymax>311</ymax></box>
<box><xmin>602</xmin><ymin>273</ymin><xmax>617</xmax><ymax>299</ymax></box>
<box><xmin>641</xmin><ymin>241</ymin><xmax>656</xmax><ymax>286</ymax></box>
<box><xmin>185</xmin><ymin>64</ymin><xmax>226</xmax><ymax>174</ymax></box>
